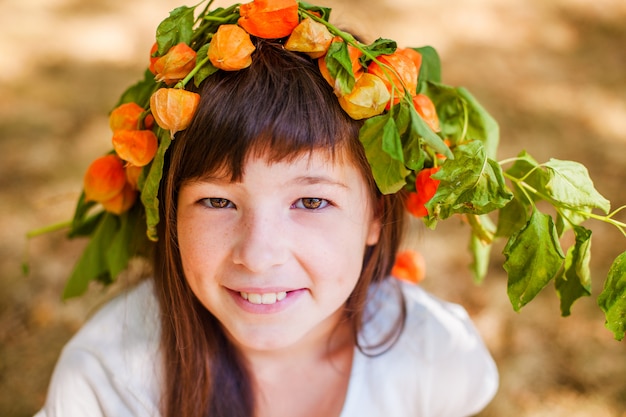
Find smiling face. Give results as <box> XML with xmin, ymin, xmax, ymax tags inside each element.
<box><xmin>176</xmin><ymin>150</ymin><xmax>381</xmax><ymax>354</ymax></box>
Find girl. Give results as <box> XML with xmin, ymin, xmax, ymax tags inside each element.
<box><xmin>36</xmin><ymin>1</ymin><xmax>498</xmax><ymax>416</ymax></box>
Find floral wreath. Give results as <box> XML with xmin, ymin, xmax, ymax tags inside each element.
<box><xmin>30</xmin><ymin>0</ymin><xmax>626</xmax><ymax>340</ymax></box>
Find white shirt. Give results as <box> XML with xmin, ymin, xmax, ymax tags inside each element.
<box><xmin>35</xmin><ymin>278</ymin><xmax>498</xmax><ymax>417</ymax></box>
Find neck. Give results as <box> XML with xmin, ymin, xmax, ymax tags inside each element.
<box><xmin>244</xmin><ymin>315</ymin><xmax>355</xmax><ymax>417</ymax></box>
<box><xmin>242</xmin><ymin>310</ymin><xmax>355</xmax><ymax>377</ymax></box>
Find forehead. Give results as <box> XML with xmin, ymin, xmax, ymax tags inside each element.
<box><xmin>208</xmin><ymin>147</ymin><xmax>359</xmax><ymax>185</ymax></box>
<box><xmin>199</xmin><ymin>144</ymin><xmax>353</xmax><ymax>180</ymax></box>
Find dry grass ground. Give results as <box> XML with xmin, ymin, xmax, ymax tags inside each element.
<box><xmin>1</xmin><ymin>0</ymin><xmax>625</xmax><ymax>415</ymax></box>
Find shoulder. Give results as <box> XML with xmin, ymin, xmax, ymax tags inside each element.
<box><xmin>37</xmin><ymin>279</ymin><xmax>162</xmax><ymax>417</ymax></box>
<box><xmin>69</xmin><ymin>278</ymin><xmax>161</xmax><ymax>351</ymax></box>
<box><xmin>361</xmin><ymin>278</ymin><xmax>489</xmax><ymax>355</ymax></box>
<box><xmin>351</xmin><ymin>279</ymin><xmax>498</xmax><ymax>417</ymax></box>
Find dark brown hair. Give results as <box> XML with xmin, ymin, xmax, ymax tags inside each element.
<box><xmin>154</xmin><ymin>39</ymin><xmax>407</xmax><ymax>417</ymax></box>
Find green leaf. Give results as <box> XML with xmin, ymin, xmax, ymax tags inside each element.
<box><xmin>469</xmin><ymin>231</ymin><xmax>492</xmax><ymax>284</ymax></box>
<box><xmin>414</xmin><ymin>46</ymin><xmax>441</xmax><ymax>85</ymax></box>
<box><xmin>105</xmin><ymin>205</ymin><xmax>147</xmax><ymax>279</ymax></box>
<box><xmin>63</xmin><ymin>213</ymin><xmax>120</xmax><ymax>299</ymax></box>
<box><xmin>422</xmin><ymin>83</ymin><xmax>499</xmax><ymax>159</ymax></box>
<box><xmin>324</xmin><ymin>41</ymin><xmax>356</xmax><ymax>95</ymax></box>
<box><xmin>598</xmin><ymin>251</ymin><xmax>626</xmax><ymax>341</ymax></box>
<box><xmin>495</xmin><ymin>196</ymin><xmax>530</xmax><ymax>238</ymax></box>
<box><xmin>467</xmin><ymin>213</ymin><xmax>495</xmax><ymax>283</ymax></box>
<box><xmin>542</xmin><ymin>159</ymin><xmax>611</xmax><ymax>214</ymax></box>
<box><xmin>156</xmin><ymin>5</ymin><xmax>197</xmax><ymax>55</ymax></box>
<box><xmin>505</xmin><ymin>150</ymin><xmax>539</xmax><ymax>175</ymax></box>
<box><xmin>556</xmin><ymin>208</ymin><xmax>598</xmax><ymax>235</ymax></box>
<box><xmin>68</xmin><ymin>211</ymin><xmax>105</xmax><ymax>238</ymax></box>
<box><xmin>359</xmin><ymin>114</ymin><xmax>410</xmax><ymax>194</ymax></box>
<box><xmin>299</xmin><ymin>2</ymin><xmax>332</xmax><ymax>21</ymax></box>
<box><xmin>401</xmin><ymin>135</ymin><xmax>425</xmax><ymax>172</ymax></box>
<box><xmin>457</xmin><ymin>87</ymin><xmax>499</xmax><ymax>158</ymax></box>
<box><xmin>556</xmin><ymin>225</ymin><xmax>592</xmax><ymax>316</ymax></box>
<box><xmin>408</xmin><ymin>98</ymin><xmax>452</xmax><ymax>159</ymax></box>
<box><xmin>427</xmin><ymin>140</ymin><xmax>512</xmax><ymax>220</ymax></box>
<box><xmin>70</xmin><ymin>192</ymin><xmax>98</xmax><ymax>233</ymax></box>
<box><xmin>137</xmin><ymin>160</ymin><xmax>150</xmax><ymax>193</ymax></box>
<box><xmin>385</xmin><ymin>102</ymin><xmax>425</xmax><ymax>171</ymax></box>
<box><xmin>116</xmin><ymin>69</ymin><xmax>159</xmax><ymax>109</ymax></box>
<box><xmin>381</xmin><ymin>116</ymin><xmax>404</xmax><ymax>162</ymax></box>
<box><xmin>141</xmin><ymin>130</ymin><xmax>172</xmax><ymax>241</ymax></box>
<box><xmin>503</xmin><ymin>209</ymin><xmax>565</xmax><ymax>311</ymax></box>
<box><xmin>505</xmin><ymin>151</ymin><xmax>549</xmax><ymax>202</ymax></box>
<box><xmin>359</xmin><ymin>38</ymin><xmax>397</xmax><ymax>66</ymax></box>
<box><xmin>194</xmin><ymin>43</ymin><xmax>218</xmax><ymax>87</ymax></box>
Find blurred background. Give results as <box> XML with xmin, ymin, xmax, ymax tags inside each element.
<box><xmin>1</xmin><ymin>0</ymin><xmax>625</xmax><ymax>415</ymax></box>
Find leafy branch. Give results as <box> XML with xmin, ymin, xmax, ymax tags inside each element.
<box><xmin>303</xmin><ymin>3</ymin><xmax>626</xmax><ymax>340</ymax></box>
<box><xmin>438</xmin><ymin>147</ymin><xmax>626</xmax><ymax>340</ymax></box>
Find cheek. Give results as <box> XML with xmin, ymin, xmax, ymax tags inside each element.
<box><xmin>315</xmin><ymin>235</ymin><xmax>367</xmax><ymax>286</ymax></box>
<box><xmin>177</xmin><ymin>216</ymin><xmax>215</xmax><ymax>280</ymax></box>
<box><xmin>177</xmin><ymin>219</ymin><xmax>196</xmax><ymax>265</ymax></box>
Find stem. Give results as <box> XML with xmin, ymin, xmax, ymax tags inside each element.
<box><xmin>202</xmin><ymin>14</ymin><xmax>239</xmax><ymax>22</ymax></box>
<box><xmin>579</xmin><ymin>211</ymin><xmax>626</xmax><ymax>237</ymax></box>
<box><xmin>299</xmin><ymin>9</ymin><xmax>408</xmax><ymax>99</ymax></box>
<box><xmin>498</xmin><ymin>156</ymin><xmax>523</xmax><ymax>166</ymax></box>
<box><xmin>193</xmin><ymin>4</ymin><xmax>239</xmax><ymax>43</ymax></box>
<box><xmin>26</xmin><ymin>220</ymin><xmax>72</xmax><ymax>238</ymax></box>
<box><xmin>607</xmin><ymin>204</ymin><xmax>626</xmax><ymax>219</ymax></box>
<box><xmin>504</xmin><ymin>171</ymin><xmax>626</xmax><ymax>237</ymax></box>
<box><xmin>178</xmin><ymin>55</ymin><xmax>212</xmax><ymax>88</ymax></box>
<box><xmin>460</xmin><ymin>99</ymin><xmax>469</xmax><ymax>142</ymax></box>
<box><xmin>466</xmin><ymin>214</ymin><xmax>495</xmax><ymax>244</ymax></box>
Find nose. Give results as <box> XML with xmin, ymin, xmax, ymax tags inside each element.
<box><xmin>231</xmin><ymin>210</ymin><xmax>289</xmax><ymax>273</ymax></box>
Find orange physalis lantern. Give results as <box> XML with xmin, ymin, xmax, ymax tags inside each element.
<box><xmin>109</xmin><ymin>102</ymin><xmax>145</xmax><ymax>132</ymax></box>
<box><xmin>83</xmin><ymin>154</ymin><xmax>127</xmax><ymax>203</ymax></box>
<box><xmin>148</xmin><ymin>42</ymin><xmax>159</xmax><ymax>75</ymax></box>
<box><xmin>101</xmin><ymin>183</ymin><xmax>138</xmax><ymax>215</ymax></box>
<box><xmin>367</xmin><ymin>52</ymin><xmax>418</xmax><ymax>100</ymax></box>
<box><xmin>391</xmin><ymin>250</ymin><xmax>426</xmax><ymax>284</ymax></box>
<box><xmin>238</xmin><ymin>0</ymin><xmax>299</xmax><ymax>39</ymax></box>
<box><xmin>125</xmin><ymin>164</ymin><xmax>143</xmax><ymax>191</ymax></box>
<box><xmin>318</xmin><ymin>38</ymin><xmax>364</xmax><ymax>96</ymax></box>
<box><xmin>208</xmin><ymin>24</ymin><xmax>256</xmax><ymax>71</ymax></box>
<box><xmin>397</xmin><ymin>47</ymin><xmax>423</xmax><ymax>77</ymax></box>
<box><xmin>153</xmin><ymin>42</ymin><xmax>197</xmax><ymax>85</ymax></box>
<box><xmin>150</xmin><ymin>88</ymin><xmax>201</xmax><ymax>137</ymax></box>
<box><xmin>412</xmin><ymin>94</ymin><xmax>440</xmax><ymax>132</ymax></box>
<box><xmin>405</xmin><ymin>166</ymin><xmax>441</xmax><ymax>217</ymax></box>
<box><xmin>284</xmin><ymin>18</ymin><xmax>334</xmax><ymax>59</ymax></box>
<box><xmin>112</xmin><ymin>130</ymin><xmax>159</xmax><ymax>167</ymax></box>
<box><xmin>338</xmin><ymin>73</ymin><xmax>390</xmax><ymax>120</ymax></box>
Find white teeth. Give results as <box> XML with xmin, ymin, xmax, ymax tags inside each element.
<box><xmin>262</xmin><ymin>293</ymin><xmax>277</xmax><ymax>304</ymax></box>
<box><xmin>240</xmin><ymin>291</ymin><xmax>287</xmax><ymax>305</ymax></box>
<box><xmin>248</xmin><ymin>293</ymin><xmax>262</xmax><ymax>304</ymax></box>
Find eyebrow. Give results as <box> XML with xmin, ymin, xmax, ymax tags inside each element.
<box><xmin>187</xmin><ymin>174</ymin><xmax>349</xmax><ymax>189</ymax></box>
<box><xmin>290</xmin><ymin>175</ymin><xmax>349</xmax><ymax>189</ymax></box>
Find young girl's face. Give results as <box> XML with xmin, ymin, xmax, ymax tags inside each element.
<box><xmin>176</xmin><ymin>149</ymin><xmax>381</xmax><ymax>354</ymax></box>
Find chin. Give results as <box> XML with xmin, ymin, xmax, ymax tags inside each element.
<box><xmin>230</xmin><ymin>328</ymin><xmax>303</xmax><ymax>353</ymax></box>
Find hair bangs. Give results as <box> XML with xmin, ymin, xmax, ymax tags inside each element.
<box><xmin>172</xmin><ymin>40</ymin><xmax>361</xmax><ymax>185</ymax></box>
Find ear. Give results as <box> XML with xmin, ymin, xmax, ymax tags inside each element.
<box><xmin>365</xmin><ymin>212</ymin><xmax>382</xmax><ymax>246</ymax></box>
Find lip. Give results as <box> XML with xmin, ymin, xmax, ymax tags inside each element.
<box><xmin>232</xmin><ymin>286</ymin><xmax>297</xmax><ymax>294</ymax></box>
<box><xmin>227</xmin><ymin>287</ymin><xmax>306</xmax><ymax>314</ymax></box>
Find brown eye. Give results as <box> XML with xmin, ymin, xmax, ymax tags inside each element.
<box><xmin>302</xmin><ymin>198</ymin><xmax>322</xmax><ymax>209</ymax></box>
<box><xmin>204</xmin><ymin>198</ymin><xmax>234</xmax><ymax>208</ymax></box>
<box><xmin>295</xmin><ymin>198</ymin><xmax>328</xmax><ymax>210</ymax></box>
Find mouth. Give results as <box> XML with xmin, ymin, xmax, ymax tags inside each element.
<box><xmin>239</xmin><ymin>291</ymin><xmax>287</xmax><ymax>305</ymax></box>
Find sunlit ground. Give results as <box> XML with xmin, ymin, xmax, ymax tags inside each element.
<box><xmin>1</xmin><ymin>0</ymin><xmax>625</xmax><ymax>415</ymax></box>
